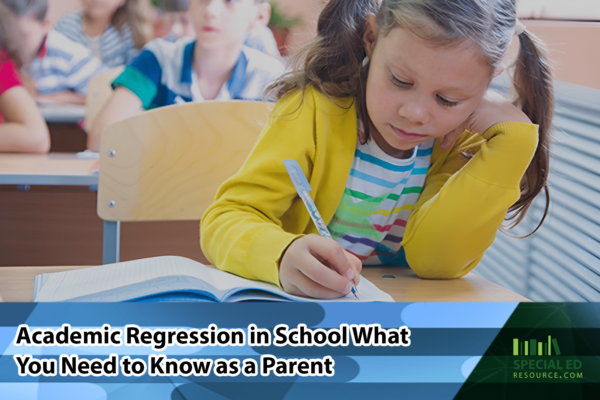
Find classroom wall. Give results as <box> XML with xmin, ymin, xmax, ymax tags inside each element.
<box><xmin>523</xmin><ymin>20</ymin><xmax>600</xmax><ymax>91</ymax></box>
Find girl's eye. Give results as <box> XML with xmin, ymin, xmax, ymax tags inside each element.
<box><xmin>391</xmin><ymin>75</ymin><xmax>411</xmax><ymax>87</ymax></box>
<box><xmin>437</xmin><ymin>94</ymin><xmax>458</xmax><ymax>108</ymax></box>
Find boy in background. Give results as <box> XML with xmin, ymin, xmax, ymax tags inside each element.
<box><xmin>88</xmin><ymin>0</ymin><xmax>284</xmax><ymax>151</ymax></box>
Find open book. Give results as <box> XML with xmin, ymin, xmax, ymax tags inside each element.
<box><xmin>33</xmin><ymin>256</ymin><xmax>394</xmax><ymax>302</ymax></box>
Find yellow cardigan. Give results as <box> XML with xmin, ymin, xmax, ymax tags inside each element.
<box><xmin>201</xmin><ymin>86</ymin><xmax>538</xmax><ymax>286</ymax></box>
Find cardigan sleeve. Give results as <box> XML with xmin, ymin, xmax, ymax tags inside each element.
<box><xmin>201</xmin><ymin>89</ymin><xmax>318</xmax><ymax>287</ymax></box>
<box><xmin>402</xmin><ymin>121</ymin><xmax>539</xmax><ymax>278</ymax></box>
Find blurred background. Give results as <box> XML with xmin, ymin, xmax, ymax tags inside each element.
<box><xmin>2</xmin><ymin>0</ymin><xmax>599</xmax><ymax>302</ymax></box>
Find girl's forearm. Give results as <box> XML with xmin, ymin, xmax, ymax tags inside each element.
<box><xmin>0</xmin><ymin>86</ymin><xmax>50</xmax><ymax>153</ymax></box>
<box><xmin>0</xmin><ymin>122</ymin><xmax>50</xmax><ymax>153</ymax></box>
<box><xmin>37</xmin><ymin>91</ymin><xmax>86</xmax><ymax>106</ymax></box>
<box><xmin>403</xmin><ymin>122</ymin><xmax>538</xmax><ymax>278</ymax></box>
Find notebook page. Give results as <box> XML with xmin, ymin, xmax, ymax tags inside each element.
<box><xmin>277</xmin><ymin>273</ymin><xmax>394</xmax><ymax>303</ymax></box>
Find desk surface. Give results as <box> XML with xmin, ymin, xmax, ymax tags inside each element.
<box><xmin>0</xmin><ymin>265</ymin><xmax>530</xmax><ymax>302</ymax></box>
<box><xmin>0</xmin><ymin>153</ymin><xmax>98</xmax><ymax>186</ymax></box>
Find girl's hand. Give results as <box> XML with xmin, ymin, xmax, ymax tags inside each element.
<box><xmin>441</xmin><ymin>91</ymin><xmax>532</xmax><ymax>149</ymax></box>
<box><xmin>279</xmin><ymin>235</ymin><xmax>362</xmax><ymax>299</ymax></box>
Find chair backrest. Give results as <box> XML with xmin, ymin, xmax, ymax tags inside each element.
<box><xmin>84</xmin><ymin>67</ymin><xmax>125</xmax><ymax>130</ymax></box>
<box><xmin>97</xmin><ymin>101</ymin><xmax>272</xmax><ymax>222</ymax></box>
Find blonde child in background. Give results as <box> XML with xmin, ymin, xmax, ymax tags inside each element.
<box><xmin>53</xmin><ymin>0</ymin><xmax>153</xmax><ymax>68</ymax></box>
<box><xmin>201</xmin><ymin>0</ymin><xmax>554</xmax><ymax>299</ymax></box>
<box><xmin>0</xmin><ymin>0</ymin><xmax>50</xmax><ymax>153</ymax></box>
<box><xmin>87</xmin><ymin>0</ymin><xmax>284</xmax><ymax>151</ymax></box>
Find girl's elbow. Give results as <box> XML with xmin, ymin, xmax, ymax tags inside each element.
<box><xmin>409</xmin><ymin>262</ymin><xmax>461</xmax><ymax>280</ymax></box>
<box><xmin>406</xmin><ymin>249</ymin><xmax>479</xmax><ymax>280</ymax></box>
<box><xmin>33</xmin><ymin>135</ymin><xmax>51</xmax><ymax>154</ymax></box>
<box><xmin>26</xmin><ymin>126</ymin><xmax>51</xmax><ymax>154</ymax></box>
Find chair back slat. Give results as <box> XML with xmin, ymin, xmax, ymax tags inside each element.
<box><xmin>97</xmin><ymin>101</ymin><xmax>272</xmax><ymax>221</ymax></box>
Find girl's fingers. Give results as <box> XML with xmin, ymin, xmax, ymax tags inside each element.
<box><xmin>293</xmin><ymin>267</ymin><xmax>352</xmax><ymax>299</ymax></box>
<box><xmin>300</xmin><ymin>253</ymin><xmax>354</xmax><ymax>295</ymax></box>
<box><xmin>345</xmin><ymin>251</ymin><xmax>362</xmax><ymax>286</ymax></box>
<box><xmin>306</xmin><ymin>235</ymin><xmax>357</xmax><ymax>284</ymax></box>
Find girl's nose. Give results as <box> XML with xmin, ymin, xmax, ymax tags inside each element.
<box><xmin>397</xmin><ymin>93</ymin><xmax>430</xmax><ymax>126</ymax></box>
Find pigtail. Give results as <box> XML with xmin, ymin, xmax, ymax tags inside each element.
<box><xmin>112</xmin><ymin>0</ymin><xmax>153</xmax><ymax>49</ymax></box>
<box><xmin>506</xmin><ymin>29</ymin><xmax>554</xmax><ymax>235</ymax></box>
<box><xmin>266</xmin><ymin>0</ymin><xmax>379</xmax><ymax>101</ymax></box>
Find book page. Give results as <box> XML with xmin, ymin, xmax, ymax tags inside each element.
<box><xmin>33</xmin><ymin>257</ymin><xmax>246</xmax><ymax>302</ymax></box>
<box><xmin>33</xmin><ymin>256</ymin><xmax>393</xmax><ymax>303</ymax></box>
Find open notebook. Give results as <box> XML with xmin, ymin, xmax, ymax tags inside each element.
<box><xmin>33</xmin><ymin>256</ymin><xmax>394</xmax><ymax>303</ymax></box>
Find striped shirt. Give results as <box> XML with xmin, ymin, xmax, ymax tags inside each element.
<box><xmin>28</xmin><ymin>30</ymin><xmax>105</xmax><ymax>95</ymax></box>
<box><xmin>112</xmin><ymin>37</ymin><xmax>285</xmax><ymax>109</ymax></box>
<box><xmin>328</xmin><ymin>121</ymin><xmax>434</xmax><ymax>266</ymax></box>
<box><xmin>53</xmin><ymin>12</ymin><xmax>138</xmax><ymax>68</ymax></box>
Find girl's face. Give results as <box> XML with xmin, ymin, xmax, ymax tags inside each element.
<box><xmin>16</xmin><ymin>16</ymin><xmax>49</xmax><ymax>63</ymax></box>
<box><xmin>82</xmin><ymin>0</ymin><xmax>126</xmax><ymax>20</ymax></box>
<box><xmin>364</xmin><ymin>17</ymin><xmax>493</xmax><ymax>151</ymax></box>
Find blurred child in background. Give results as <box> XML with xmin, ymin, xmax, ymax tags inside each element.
<box><xmin>87</xmin><ymin>0</ymin><xmax>285</xmax><ymax>151</ymax></box>
<box><xmin>159</xmin><ymin>0</ymin><xmax>195</xmax><ymax>41</ymax></box>
<box><xmin>158</xmin><ymin>0</ymin><xmax>280</xmax><ymax>57</ymax></box>
<box><xmin>27</xmin><ymin>30</ymin><xmax>106</xmax><ymax>105</ymax></box>
<box><xmin>0</xmin><ymin>0</ymin><xmax>50</xmax><ymax>153</ymax></box>
<box><xmin>53</xmin><ymin>0</ymin><xmax>153</xmax><ymax>68</ymax></box>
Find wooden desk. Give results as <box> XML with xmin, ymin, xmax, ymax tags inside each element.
<box><xmin>0</xmin><ymin>153</ymin><xmax>97</xmax><ymax>186</ymax></box>
<box><xmin>0</xmin><ymin>153</ymin><xmax>207</xmax><ymax>266</ymax></box>
<box><xmin>0</xmin><ymin>265</ymin><xmax>530</xmax><ymax>302</ymax></box>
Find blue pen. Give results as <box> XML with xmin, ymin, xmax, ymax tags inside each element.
<box><xmin>284</xmin><ymin>159</ymin><xmax>359</xmax><ymax>299</ymax></box>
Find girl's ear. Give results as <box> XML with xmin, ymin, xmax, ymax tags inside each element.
<box><xmin>493</xmin><ymin>66</ymin><xmax>505</xmax><ymax>78</ymax></box>
<box><xmin>363</xmin><ymin>13</ymin><xmax>378</xmax><ymax>58</ymax></box>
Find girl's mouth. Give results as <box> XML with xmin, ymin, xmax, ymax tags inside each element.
<box><xmin>391</xmin><ymin>126</ymin><xmax>428</xmax><ymax>141</ymax></box>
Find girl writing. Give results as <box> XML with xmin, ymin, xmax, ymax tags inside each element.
<box><xmin>0</xmin><ymin>0</ymin><xmax>50</xmax><ymax>153</ymax></box>
<box><xmin>53</xmin><ymin>0</ymin><xmax>153</xmax><ymax>68</ymax></box>
<box><xmin>201</xmin><ymin>0</ymin><xmax>554</xmax><ymax>299</ymax></box>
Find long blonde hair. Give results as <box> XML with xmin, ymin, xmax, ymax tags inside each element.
<box><xmin>112</xmin><ymin>0</ymin><xmax>153</xmax><ymax>49</ymax></box>
<box><xmin>268</xmin><ymin>0</ymin><xmax>554</xmax><ymax>234</ymax></box>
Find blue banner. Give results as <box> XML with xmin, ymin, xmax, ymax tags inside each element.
<box><xmin>0</xmin><ymin>303</ymin><xmax>598</xmax><ymax>399</ymax></box>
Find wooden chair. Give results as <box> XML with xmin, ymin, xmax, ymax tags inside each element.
<box><xmin>84</xmin><ymin>67</ymin><xmax>125</xmax><ymax>131</ymax></box>
<box><xmin>97</xmin><ymin>101</ymin><xmax>273</xmax><ymax>264</ymax></box>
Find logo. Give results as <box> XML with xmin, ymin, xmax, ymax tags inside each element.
<box><xmin>511</xmin><ymin>335</ymin><xmax>583</xmax><ymax>380</ymax></box>
<box><xmin>513</xmin><ymin>335</ymin><xmax>560</xmax><ymax>356</ymax></box>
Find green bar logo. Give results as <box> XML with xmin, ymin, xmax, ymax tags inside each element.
<box><xmin>513</xmin><ymin>335</ymin><xmax>561</xmax><ymax>356</ymax></box>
